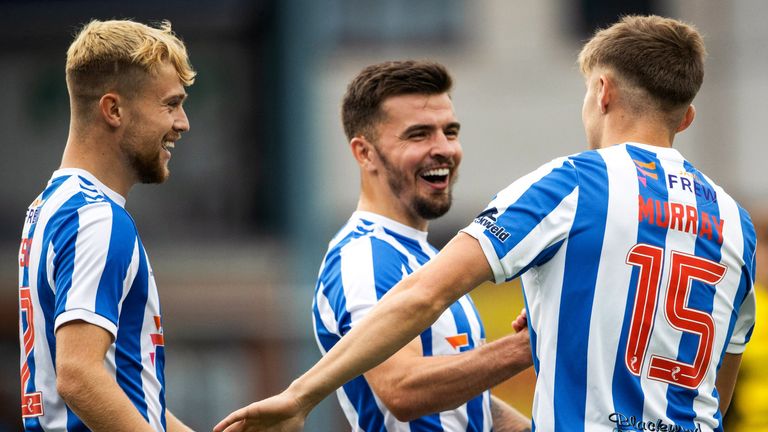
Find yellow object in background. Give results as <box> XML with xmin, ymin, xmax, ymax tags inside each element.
<box><xmin>728</xmin><ymin>282</ymin><xmax>768</xmax><ymax>430</ymax></box>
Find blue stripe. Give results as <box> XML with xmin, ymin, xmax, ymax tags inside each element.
<box><xmin>488</xmin><ymin>161</ymin><xmax>578</xmax><ymax>260</ymax></box>
<box><xmin>371</xmin><ymin>237</ymin><xmax>411</xmax><ymax>300</ymax></box>
<box><xmin>664</xmin><ymin>162</ymin><xmax>722</xmax><ymax>428</ymax></box>
<box><xmin>612</xmin><ymin>145</ymin><xmax>669</xmax><ymax>421</ymax></box>
<box><xmin>342</xmin><ymin>376</ymin><xmax>386</xmax><ymax>431</ymax></box>
<box><xmin>94</xmin><ymin>206</ymin><xmax>136</xmax><ymax>325</ymax></box>
<box><xmin>115</xmin><ymin>238</ymin><xmax>150</xmax><ymax>421</ymax></box>
<box><xmin>553</xmin><ymin>150</ymin><xmax>608</xmax><ymax>431</ymax></box>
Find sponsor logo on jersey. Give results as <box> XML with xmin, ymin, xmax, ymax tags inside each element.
<box><xmin>25</xmin><ymin>198</ymin><xmax>43</xmax><ymax>225</ymax></box>
<box><xmin>667</xmin><ymin>172</ymin><xmax>717</xmax><ymax>202</ymax></box>
<box><xmin>474</xmin><ymin>208</ymin><xmax>510</xmax><ymax>242</ymax></box>
<box><xmin>608</xmin><ymin>412</ymin><xmax>702</xmax><ymax>432</ymax></box>
<box><xmin>445</xmin><ymin>333</ymin><xmax>469</xmax><ymax>350</ymax></box>
<box><xmin>638</xmin><ymin>196</ymin><xmax>724</xmax><ymax>244</ymax></box>
<box><xmin>633</xmin><ymin>160</ymin><xmax>659</xmax><ymax>187</ymax></box>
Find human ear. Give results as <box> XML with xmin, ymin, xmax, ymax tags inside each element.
<box><xmin>351</xmin><ymin>136</ymin><xmax>377</xmax><ymax>172</ymax></box>
<box><xmin>98</xmin><ymin>93</ymin><xmax>122</xmax><ymax>128</ymax></box>
<box><xmin>597</xmin><ymin>74</ymin><xmax>613</xmax><ymax>114</ymax></box>
<box><xmin>676</xmin><ymin>104</ymin><xmax>696</xmax><ymax>132</ymax></box>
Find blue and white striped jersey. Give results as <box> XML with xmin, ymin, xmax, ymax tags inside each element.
<box><xmin>313</xmin><ymin>211</ymin><xmax>492</xmax><ymax>432</ymax></box>
<box><xmin>18</xmin><ymin>168</ymin><xmax>167</xmax><ymax>431</ymax></box>
<box><xmin>462</xmin><ymin>143</ymin><xmax>756</xmax><ymax>432</ymax></box>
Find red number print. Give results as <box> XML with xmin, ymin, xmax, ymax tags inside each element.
<box><xmin>625</xmin><ymin>244</ymin><xmax>727</xmax><ymax>389</ymax></box>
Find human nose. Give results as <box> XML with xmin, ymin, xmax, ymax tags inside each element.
<box><xmin>174</xmin><ymin>105</ymin><xmax>190</xmax><ymax>133</ymax></box>
<box><xmin>430</xmin><ymin>131</ymin><xmax>461</xmax><ymax>159</ymax></box>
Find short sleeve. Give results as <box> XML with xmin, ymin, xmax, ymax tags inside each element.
<box><xmin>461</xmin><ymin>157</ymin><xmax>580</xmax><ymax>284</ymax></box>
<box><xmin>52</xmin><ymin>202</ymin><xmax>138</xmax><ymax>338</ymax></box>
<box><xmin>727</xmin><ymin>284</ymin><xmax>757</xmax><ymax>354</ymax></box>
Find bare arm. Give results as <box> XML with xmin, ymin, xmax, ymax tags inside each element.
<box><xmin>365</xmin><ymin>330</ymin><xmax>532</xmax><ymax>421</ymax></box>
<box><xmin>56</xmin><ymin>321</ymin><xmax>154</xmax><ymax>432</ymax></box>
<box><xmin>167</xmin><ymin>410</ymin><xmax>195</xmax><ymax>432</ymax></box>
<box><xmin>715</xmin><ymin>353</ymin><xmax>742</xmax><ymax>416</ymax></box>
<box><xmin>489</xmin><ymin>396</ymin><xmax>531</xmax><ymax>432</ymax></box>
<box><xmin>214</xmin><ymin>233</ymin><xmax>493</xmax><ymax>431</ymax></box>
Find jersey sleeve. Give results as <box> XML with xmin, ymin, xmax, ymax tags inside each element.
<box><xmin>321</xmin><ymin>236</ymin><xmax>408</xmax><ymax>337</ymax></box>
<box><xmin>461</xmin><ymin>156</ymin><xmax>580</xmax><ymax>284</ymax></box>
<box><xmin>51</xmin><ymin>202</ymin><xmax>138</xmax><ymax>339</ymax></box>
<box><xmin>727</xmin><ymin>286</ymin><xmax>756</xmax><ymax>354</ymax></box>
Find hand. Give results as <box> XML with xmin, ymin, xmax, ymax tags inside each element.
<box><xmin>511</xmin><ymin>308</ymin><xmax>527</xmax><ymax>333</ymax></box>
<box><xmin>212</xmin><ymin>392</ymin><xmax>307</xmax><ymax>432</ymax></box>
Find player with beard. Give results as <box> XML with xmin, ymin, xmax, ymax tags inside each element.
<box><xmin>17</xmin><ymin>20</ymin><xmax>195</xmax><ymax>431</ymax></box>
<box><xmin>310</xmin><ymin>60</ymin><xmax>533</xmax><ymax>431</ymax></box>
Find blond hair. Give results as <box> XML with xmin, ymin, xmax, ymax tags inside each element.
<box><xmin>578</xmin><ymin>15</ymin><xmax>706</xmax><ymax>112</ymax></box>
<box><xmin>66</xmin><ymin>19</ymin><xmax>195</xmax><ymax>105</ymax></box>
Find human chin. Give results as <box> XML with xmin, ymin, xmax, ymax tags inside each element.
<box><xmin>413</xmin><ymin>191</ymin><xmax>452</xmax><ymax>220</ymax></box>
<box><xmin>132</xmin><ymin>150</ymin><xmax>169</xmax><ymax>184</ymax></box>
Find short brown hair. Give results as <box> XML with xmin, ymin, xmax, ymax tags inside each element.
<box><xmin>66</xmin><ymin>19</ymin><xmax>195</xmax><ymax>106</ymax></box>
<box><xmin>342</xmin><ymin>60</ymin><xmax>452</xmax><ymax>141</ymax></box>
<box><xmin>578</xmin><ymin>15</ymin><xmax>706</xmax><ymax>111</ymax></box>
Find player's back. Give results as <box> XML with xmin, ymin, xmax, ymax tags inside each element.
<box><xmin>523</xmin><ymin>143</ymin><xmax>755</xmax><ymax>431</ymax></box>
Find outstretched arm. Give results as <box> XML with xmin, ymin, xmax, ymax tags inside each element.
<box><xmin>213</xmin><ymin>233</ymin><xmax>493</xmax><ymax>432</ymax></box>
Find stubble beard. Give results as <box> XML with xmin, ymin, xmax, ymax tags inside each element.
<box><xmin>121</xmin><ymin>131</ymin><xmax>169</xmax><ymax>184</ymax></box>
<box><xmin>375</xmin><ymin>146</ymin><xmax>455</xmax><ymax>221</ymax></box>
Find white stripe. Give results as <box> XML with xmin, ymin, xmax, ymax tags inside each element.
<box><xmin>340</xmin><ymin>239</ymin><xmax>378</xmax><ymax>328</ymax></box>
<box><xmin>524</xmin><ymin>237</ymin><xmax>568</xmax><ymax>429</ymax></box>
<box><xmin>584</xmin><ymin>145</ymin><xmax>639</xmax><ymax>427</ymax></box>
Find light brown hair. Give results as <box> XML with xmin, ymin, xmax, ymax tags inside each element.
<box><xmin>578</xmin><ymin>15</ymin><xmax>706</xmax><ymax>112</ymax></box>
<box><xmin>66</xmin><ymin>19</ymin><xmax>195</xmax><ymax>107</ymax></box>
<box><xmin>342</xmin><ymin>60</ymin><xmax>452</xmax><ymax>142</ymax></box>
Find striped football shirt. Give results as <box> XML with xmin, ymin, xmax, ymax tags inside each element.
<box><xmin>313</xmin><ymin>211</ymin><xmax>492</xmax><ymax>431</ymax></box>
<box><xmin>462</xmin><ymin>143</ymin><xmax>756</xmax><ymax>432</ymax></box>
<box><xmin>18</xmin><ymin>168</ymin><xmax>167</xmax><ymax>431</ymax></box>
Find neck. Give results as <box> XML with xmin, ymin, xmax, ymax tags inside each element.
<box><xmin>60</xmin><ymin>125</ymin><xmax>134</xmax><ymax>198</ymax></box>
<box><xmin>598</xmin><ymin>112</ymin><xmax>676</xmax><ymax>149</ymax></box>
<box><xmin>357</xmin><ymin>181</ymin><xmax>428</xmax><ymax>232</ymax></box>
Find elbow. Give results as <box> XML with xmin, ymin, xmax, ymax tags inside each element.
<box><xmin>385</xmin><ymin>395</ymin><xmax>422</xmax><ymax>422</ymax></box>
<box><xmin>381</xmin><ymin>391</ymin><xmax>442</xmax><ymax>422</ymax></box>
<box><xmin>56</xmin><ymin>361</ymin><xmax>87</xmax><ymax>405</ymax></box>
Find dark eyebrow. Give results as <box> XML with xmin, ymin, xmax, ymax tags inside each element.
<box><xmin>400</xmin><ymin>122</ymin><xmax>461</xmax><ymax>137</ymax></box>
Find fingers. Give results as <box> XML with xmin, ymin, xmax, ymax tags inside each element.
<box><xmin>511</xmin><ymin>307</ymin><xmax>528</xmax><ymax>333</ymax></box>
<box><xmin>213</xmin><ymin>409</ymin><xmax>247</xmax><ymax>432</ymax></box>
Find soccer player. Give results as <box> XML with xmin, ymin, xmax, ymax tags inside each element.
<box><xmin>312</xmin><ymin>60</ymin><xmax>533</xmax><ymax>431</ymax></box>
<box><xmin>214</xmin><ymin>15</ymin><xmax>756</xmax><ymax>432</ymax></box>
<box><xmin>17</xmin><ymin>20</ymin><xmax>195</xmax><ymax>431</ymax></box>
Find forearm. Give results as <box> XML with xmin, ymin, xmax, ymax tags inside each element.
<box><xmin>167</xmin><ymin>410</ymin><xmax>195</xmax><ymax>432</ymax></box>
<box><xmin>57</xmin><ymin>364</ymin><xmax>154</xmax><ymax>432</ymax></box>
<box><xmin>490</xmin><ymin>395</ymin><xmax>531</xmax><ymax>432</ymax></box>
<box><xmin>379</xmin><ymin>332</ymin><xmax>532</xmax><ymax>419</ymax></box>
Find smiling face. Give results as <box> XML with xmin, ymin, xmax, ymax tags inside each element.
<box><xmin>120</xmin><ymin>61</ymin><xmax>189</xmax><ymax>184</ymax></box>
<box><xmin>370</xmin><ymin>92</ymin><xmax>462</xmax><ymax>224</ymax></box>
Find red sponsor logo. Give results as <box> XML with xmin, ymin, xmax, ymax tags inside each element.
<box><xmin>445</xmin><ymin>333</ymin><xmax>469</xmax><ymax>350</ymax></box>
<box><xmin>150</xmin><ymin>315</ymin><xmax>164</xmax><ymax>366</ymax></box>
